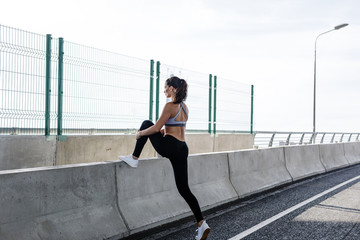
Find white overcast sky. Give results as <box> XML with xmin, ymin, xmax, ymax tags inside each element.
<box><xmin>1</xmin><ymin>0</ymin><xmax>359</xmax><ymax>132</ymax></box>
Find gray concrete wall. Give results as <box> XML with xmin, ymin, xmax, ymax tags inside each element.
<box><xmin>213</xmin><ymin>134</ymin><xmax>254</xmax><ymax>152</ymax></box>
<box><xmin>116</xmin><ymin>152</ymin><xmax>238</xmax><ymax>234</ymax></box>
<box><xmin>0</xmin><ymin>135</ymin><xmax>56</xmax><ymax>170</ymax></box>
<box><xmin>1</xmin><ymin>143</ymin><xmax>360</xmax><ymax>239</ymax></box>
<box><xmin>56</xmin><ymin>135</ymin><xmax>156</xmax><ymax>165</ymax></box>
<box><xmin>343</xmin><ymin>142</ymin><xmax>360</xmax><ymax>165</ymax></box>
<box><xmin>284</xmin><ymin>145</ymin><xmax>326</xmax><ymax>181</ymax></box>
<box><xmin>229</xmin><ymin>147</ymin><xmax>293</xmax><ymax>198</ymax></box>
<box><xmin>0</xmin><ymin>133</ymin><xmax>254</xmax><ymax>170</ymax></box>
<box><xmin>319</xmin><ymin>143</ymin><xmax>349</xmax><ymax>171</ymax></box>
<box><xmin>188</xmin><ymin>152</ymin><xmax>238</xmax><ymax>210</ymax></box>
<box><xmin>117</xmin><ymin>157</ymin><xmax>191</xmax><ymax>233</ymax></box>
<box><xmin>0</xmin><ymin>163</ymin><xmax>127</xmax><ymax>240</ymax></box>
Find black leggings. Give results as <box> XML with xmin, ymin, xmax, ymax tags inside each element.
<box><xmin>133</xmin><ymin>120</ymin><xmax>203</xmax><ymax>222</ymax></box>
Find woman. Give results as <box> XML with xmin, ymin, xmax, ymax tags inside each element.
<box><xmin>119</xmin><ymin>76</ymin><xmax>211</xmax><ymax>240</ymax></box>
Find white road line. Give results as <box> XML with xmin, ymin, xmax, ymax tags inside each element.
<box><xmin>228</xmin><ymin>175</ymin><xmax>360</xmax><ymax>240</ymax></box>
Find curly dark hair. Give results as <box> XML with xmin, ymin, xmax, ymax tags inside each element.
<box><xmin>166</xmin><ymin>76</ymin><xmax>188</xmax><ymax>104</ymax></box>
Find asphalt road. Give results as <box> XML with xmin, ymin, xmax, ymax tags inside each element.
<box><xmin>137</xmin><ymin>163</ymin><xmax>360</xmax><ymax>240</ymax></box>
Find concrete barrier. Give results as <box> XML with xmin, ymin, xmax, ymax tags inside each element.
<box><xmin>188</xmin><ymin>152</ymin><xmax>239</xmax><ymax>209</ymax></box>
<box><xmin>319</xmin><ymin>143</ymin><xmax>349</xmax><ymax>171</ymax></box>
<box><xmin>0</xmin><ymin>162</ymin><xmax>127</xmax><ymax>240</ymax></box>
<box><xmin>0</xmin><ymin>134</ymin><xmax>254</xmax><ymax>170</ymax></box>
<box><xmin>116</xmin><ymin>158</ymin><xmax>189</xmax><ymax>234</ymax></box>
<box><xmin>1</xmin><ymin>142</ymin><xmax>359</xmax><ymax>239</ymax></box>
<box><xmin>116</xmin><ymin>152</ymin><xmax>237</xmax><ymax>234</ymax></box>
<box><xmin>343</xmin><ymin>142</ymin><xmax>360</xmax><ymax>165</ymax></box>
<box><xmin>185</xmin><ymin>134</ymin><xmax>214</xmax><ymax>153</ymax></box>
<box><xmin>57</xmin><ymin>134</ymin><xmax>253</xmax><ymax>165</ymax></box>
<box><xmin>284</xmin><ymin>145</ymin><xmax>326</xmax><ymax>181</ymax></box>
<box><xmin>213</xmin><ymin>134</ymin><xmax>254</xmax><ymax>152</ymax></box>
<box><xmin>56</xmin><ymin>135</ymin><xmax>156</xmax><ymax>165</ymax></box>
<box><xmin>229</xmin><ymin>147</ymin><xmax>292</xmax><ymax>198</ymax></box>
<box><xmin>0</xmin><ymin>135</ymin><xmax>56</xmax><ymax>170</ymax></box>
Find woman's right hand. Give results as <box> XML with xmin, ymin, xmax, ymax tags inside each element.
<box><xmin>136</xmin><ymin>130</ymin><xmax>142</xmax><ymax>140</ymax></box>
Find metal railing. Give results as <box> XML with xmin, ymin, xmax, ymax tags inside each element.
<box><xmin>254</xmin><ymin>131</ymin><xmax>360</xmax><ymax>148</ymax></box>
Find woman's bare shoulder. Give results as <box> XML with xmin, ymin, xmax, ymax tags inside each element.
<box><xmin>182</xmin><ymin>102</ymin><xmax>189</xmax><ymax>112</ymax></box>
<box><xmin>164</xmin><ymin>102</ymin><xmax>175</xmax><ymax>108</ymax></box>
<box><xmin>163</xmin><ymin>102</ymin><xmax>176</xmax><ymax>112</ymax></box>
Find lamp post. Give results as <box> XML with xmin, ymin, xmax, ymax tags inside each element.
<box><xmin>313</xmin><ymin>23</ymin><xmax>348</xmax><ymax>143</ymax></box>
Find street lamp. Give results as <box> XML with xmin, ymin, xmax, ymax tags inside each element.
<box><xmin>313</xmin><ymin>23</ymin><xmax>348</xmax><ymax>142</ymax></box>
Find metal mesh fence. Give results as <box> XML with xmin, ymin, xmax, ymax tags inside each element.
<box><xmin>216</xmin><ymin>77</ymin><xmax>252</xmax><ymax>132</ymax></box>
<box><xmin>61</xmin><ymin>41</ymin><xmax>150</xmax><ymax>134</ymax></box>
<box><xmin>158</xmin><ymin>64</ymin><xmax>209</xmax><ymax>131</ymax></box>
<box><xmin>0</xmin><ymin>25</ymin><xmax>47</xmax><ymax>134</ymax></box>
<box><xmin>2</xmin><ymin>24</ymin><xmax>358</xmax><ymax>141</ymax></box>
<box><xmin>0</xmin><ymin>25</ymin><xmax>152</xmax><ymax>135</ymax></box>
<box><xmin>1</xmin><ymin>24</ymin><xmax>253</xmax><ymax>135</ymax></box>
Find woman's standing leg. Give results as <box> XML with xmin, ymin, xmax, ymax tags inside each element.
<box><xmin>169</xmin><ymin>142</ymin><xmax>211</xmax><ymax>240</ymax></box>
<box><xmin>168</xmin><ymin>141</ymin><xmax>203</xmax><ymax>223</ymax></box>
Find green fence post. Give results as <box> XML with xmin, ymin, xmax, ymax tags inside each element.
<box><xmin>57</xmin><ymin>38</ymin><xmax>64</xmax><ymax>136</ymax></box>
<box><xmin>45</xmin><ymin>34</ymin><xmax>52</xmax><ymax>136</ymax></box>
<box><xmin>251</xmin><ymin>84</ymin><xmax>254</xmax><ymax>134</ymax></box>
<box><xmin>149</xmin><ymin>60</ymin><xmax>154</xmax><ymax>121</ymax></box>
<box><xmin>213</xmin><ymin>76</ymin><xmax>217</xmax><ymax>134</ymax></box>
<box><xmin>208</xmin><ymin>74</ymin><xmax>212</xmax><ymax>134</ymax></box>
<box><xmin>156</xmin><ymin>61</ymin><xmax>160</xmax><ymax>121</ymax></box>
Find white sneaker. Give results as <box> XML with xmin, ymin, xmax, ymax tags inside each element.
<box><xmin>119</xmin><ymin>155</ymin><xmax>139</xmax><ymax>168</ymax></box>
<box><xmin>195</xmin><ymin>220</ymin><xmax>211</xmax><ymax>240</ymax></box>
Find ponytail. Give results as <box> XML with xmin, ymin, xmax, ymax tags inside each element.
<box><xmin>166</xmin><ymin>76</ymin><xmax>188</xmax><ymax>103</ymax></box>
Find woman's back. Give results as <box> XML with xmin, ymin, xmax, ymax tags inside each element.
<box><xmin>165</xmin><ymin>102</ymin><xmax>189</xmax><ymax>141</ymax></box>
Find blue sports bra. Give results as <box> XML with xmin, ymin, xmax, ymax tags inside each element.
<box><xmin>165</xmin><ymin>103</ymin><xmax>188</xmax><ymax>127</ymax></box>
